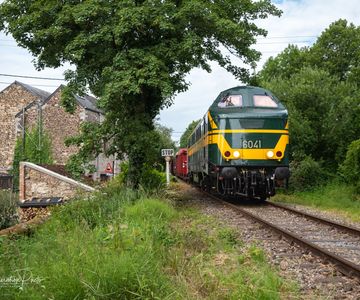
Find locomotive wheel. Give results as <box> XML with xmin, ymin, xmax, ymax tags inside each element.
<box><xmin>188</xmin><ymin>172</ymin><xmax>194</xmax><ymax>184</ymax></box>
<box><xmin>257</xmin><ymin>196</ymin><xmax>267</xmax><ymax>203</ymax></box>
<box><xmin>200</xmin><ymin>176</ymin><xmax>211</xmax><ymax>192</ymax></box>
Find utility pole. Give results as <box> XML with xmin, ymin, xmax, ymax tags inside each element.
<box><xmin>21</xmin><ymin>107</ymin><xmax>25</xmax><ymax>154</ymax></box>
<box><xmin>37</xmin><ymin>100</ymin><xmax>42</xmax><ymax>163</ymax></box>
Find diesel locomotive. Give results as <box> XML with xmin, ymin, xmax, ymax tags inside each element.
<box><xmin>186</xmin><ymin>86</ymin><xmax>290</xmax><ymax>201</ymax></box>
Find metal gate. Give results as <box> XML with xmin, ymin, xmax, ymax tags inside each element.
<box><xmin>0</xmin><ymin>174</ymin><xmax>13</xmax><ymax>190</ymax></box>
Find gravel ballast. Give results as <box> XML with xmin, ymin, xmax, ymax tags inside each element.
<box><xmin>173</xmin><ymin>182</ymin><xmax>360</xmax><ymax>299</ymax></box>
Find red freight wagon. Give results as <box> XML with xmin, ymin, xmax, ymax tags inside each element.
<box><xmin>175</xmin><ymin>148</ymin><xmax>188</xmax><ymax>179</ymax></box>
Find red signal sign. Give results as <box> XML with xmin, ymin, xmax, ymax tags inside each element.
<box><xmin>104</xmin><ymin>163</ymin><xmax>113</xmax><ymax>174</ymax></box>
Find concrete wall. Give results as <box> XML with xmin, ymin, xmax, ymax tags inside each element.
<box><xmin>19</xmin><ymin>162</ymin><xmax>95</xmax><ymax>202</ymax></box>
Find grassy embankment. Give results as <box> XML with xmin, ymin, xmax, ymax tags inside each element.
<box><xmin>273</xmin><ymin>182</ymin><xmax>360</xmax><ymax>222</ymax></box>
<box><xmin>0</xmin><ymin>183</ymin><xmax>298</xmax><ymax>299</ymax></box>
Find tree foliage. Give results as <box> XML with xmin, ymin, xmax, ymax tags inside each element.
<box><xmin>0</xmin><ymin>0</ymin><xmax>281</xmax><ymax>187</ymax></box>
<box><xmin>154</xmin><ymin>123</ymin><xmax>176</xmax><ymax>163</ymax></box>
<box><xmin>263</xmin><ymin>67</ymin><xmax>340</xmax><ymax>164</ymax></box>
<box><xmin>257</xmin><ymin>19</ymin><xmax>360</xmax><ymax>191</ymax></box>
<box><xmin>289</xmin><ymin>156</ymin><xmax>329</xmax><ymax>191</ymax></box>
<box><xmin>309</xmin><ymin>19</ymin><xmax>360</xmax><ymax>83</ymax></box>
<box><xmin>256</xmin><ymin>19</ymin><xmax>360</xmax><ymax>191</ymax></box>
<box><xmin>180</xmin><ymin>119</ymin><xmax>200</xmax><ymax>148</ymax></box>
<box><xmin>339</xmin><ymin>139</ymin><xmax>360</xmax><ymax>192</ymax></box>
<box><xmin>257</xmin><ymin>44</ymin><xmax>309</xmax><ymax>83</ymax></box>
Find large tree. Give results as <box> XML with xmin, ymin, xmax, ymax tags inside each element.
<box><xmin>179</xmin><ymin>119</ymin><xmax>200</xmax><ymax>148</ymax></box>
<box><xmin>0</xmin><ymin>0</ymin><xmax>281</xmax><ymax>186</ymax></box>
<box><xmin>262</xmin><ymin>67</ymin><xmax>340</xmax><ymax>164</ymax></box>
<box><xmin>258</xmin><ymin>19</ymin><xmax>360</xmax><ymax>169</ymax></box>
<box><xmin>257</xmin><ymin>44</ymin><xmax>309</xmax><ymax>83</ymax></box>
<box><xmin>309</xmin><ymin>19</ymin><xmax>360</xmax><ymax>83</ymax></box>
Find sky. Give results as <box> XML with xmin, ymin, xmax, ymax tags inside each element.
<box><xmin>1</xmin><ymin>0</ymin><xmax>360</xmax><ymax>143</ymax></box>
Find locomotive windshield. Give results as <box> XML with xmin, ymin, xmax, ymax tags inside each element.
<box><xmin>217</xmin><ymin>93</ymin><xmax>279</xmax><ymax>108</ymax></box>
<box><xmin>218</xmin><ymin>94</ymin><xmax>242</xmax><ymax>108</ymax></box>
<box><xmin>253</xmin><ymin>95</ymin><xmax>278</xmax><ymax>108</ymax></box>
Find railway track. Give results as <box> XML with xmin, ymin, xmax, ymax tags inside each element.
<box><xmin>203</xmin><ymin>192</ymin><xmax>360</xmax><ymax>282</ymax></box>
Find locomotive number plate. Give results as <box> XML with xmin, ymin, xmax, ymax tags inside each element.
<box><xmin>242</xmin><ymin>140</ymin><xmax>262</xmax><ymax>149</ymax></box>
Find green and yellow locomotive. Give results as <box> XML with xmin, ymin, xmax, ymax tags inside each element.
<box><xmin>188</xmin><ymin>86</ymin><xmax>290</xmax><ymax>201</ymax></box>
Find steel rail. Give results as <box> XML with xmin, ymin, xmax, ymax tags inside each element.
<box><xmin>202</xmin><ymin>191</ymin><xmax>360</xmax><ymax>281</ymax></box>
<box><xmin>267</xmin><ymin>201</ymin><xmax>360</xmax><ymax>237</ymax></box>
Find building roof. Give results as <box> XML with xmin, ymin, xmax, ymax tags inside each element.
<box><xmin>74</xmin><ymin>93</ymin><xmax>102</xmax><ymax>113</ymax></box>
<box><xmin>46</xmin><ymin>85</ymin><xmax>102</xmax><ymax>113</ymax></box>
<box><xmin>0</xmin><ymin>80</ymin><xmax>51</xmax><ymax>101</ymax></box>
<box><xmin>15</xmin><ymin>84</ymin><xmax>103</xmax><ymax>117</ymax></box>
<box><xmin>15</xmin><ymin>81</ymin><xmax>51</xmax><ymax>100</ymax></box>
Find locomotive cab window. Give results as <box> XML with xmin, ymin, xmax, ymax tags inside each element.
<box><xmin>218</xmin><ymin>95</ymin><xmax>243</xmax><ymax>108</ymax></box>
<box><xmin>253</xmin><ymin>95</ymin><xmax>278</xmax><ymax>108</ymax></box>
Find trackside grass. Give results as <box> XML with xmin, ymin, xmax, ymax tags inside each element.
<box><xmin>273</xmin><ymin>182</ymin><xmax>360</xmax><ymax>222</ymax></box>
<box><xmin>0</xmin><ymin>185</ymin><xmax>298</xmax><ymax>299</ymax></box>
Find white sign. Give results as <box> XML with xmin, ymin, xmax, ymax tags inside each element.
<box><xmin>161</xmin><ymin>149</ymin><xmax>174</xmax><ymax>157</ymax></box>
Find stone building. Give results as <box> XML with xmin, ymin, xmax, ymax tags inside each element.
<box><xmin>0</xmin><ymin>81</ymin><xmax>119</xmax><ymax>179</ymax></box>
<box><xmin>0</xmin><ymin>81</ymin><xmax>50</xmax><ymax>172</ymax></box>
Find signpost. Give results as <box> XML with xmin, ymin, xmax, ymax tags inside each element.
<box><xmin>161</xmin><ymin>149</ymin><xmax>174</xmax><ymax>186</ymax></box>
<box><xmin>104</xmin><ymin>162</ymin><xmax>114</xmax><ymax>174</ymax></box>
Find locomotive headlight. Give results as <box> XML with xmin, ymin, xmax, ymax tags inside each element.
<box><xmin>233</xmin><ymin>151</ymin><xmax>240</xmax><ymax>158</ymax></box>
<box><xmin>266</xmin><ymin>151</ymin><xmax>274</xmax><ymax>159</ymax></box>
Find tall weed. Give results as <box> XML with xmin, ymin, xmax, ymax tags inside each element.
<box><xmin>0</xmin><ymin>185</ymin><xmax>297</xmax><ymax>299</ymax></box>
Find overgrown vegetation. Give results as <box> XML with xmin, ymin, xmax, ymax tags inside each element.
<box><xmin>339</xmin><ymin>139</ymin><xmax>360</xmax><ymax>193</ymax></box>
<box><xmin>289</xmin><ymin>156</ymin><xmax>331</xmax><ymax>191</ymax></box>
<box><xmin>114</xmin><ymin>161</ymin><xmax>167</xmax><ymax>191</ymax></box>
<box><xmin>0</xmin><ymin>183</ymin><xmax>297</xmax><ymax>299</ymax></box>
<box><xmin>11</xmin><ymin>122</ymin><xmax>53</xmax><ymax>190</ymax></box>
<box><xmin>65</xmin><ymin>121</ymin><xmax>175</xmax><ymax>181</ymax></box>
<box><xmin>0</xmin><ymin>190</ymin><xmax>18</xmax><ymax>230</ymax></box>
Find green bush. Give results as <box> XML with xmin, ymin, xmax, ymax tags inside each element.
<box><xmin>290</xmin><ymin>156</ymin><xmax>329</xmax><ymax>191</ymax></box>
<box><xmin>65</xmin><ymin>155</ymin><xmax>87</xmax><ymax>180</ymax></box>
<box><xmin>0</xmin><ymin>191</ymin><xmax>18</xmax><ymax>230</ymax></box>
<box><xmin>339</xmin><ymin>139</ymin><xmax>360</xmax><ymax>193</ymax></box>
<box><xmin>117</xmin><ymin>161</ymin><xmax>166</xmax><ymax>191</ymax></box>
<box><xmin>140</xmin><ymin>167</ymin><xmax>166</xmax><ymax>191</ymax></box>
<box><xmin>116</xmin><ymin>160</ymin><xmax>129</xmax><ymax>185</ymax></box>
